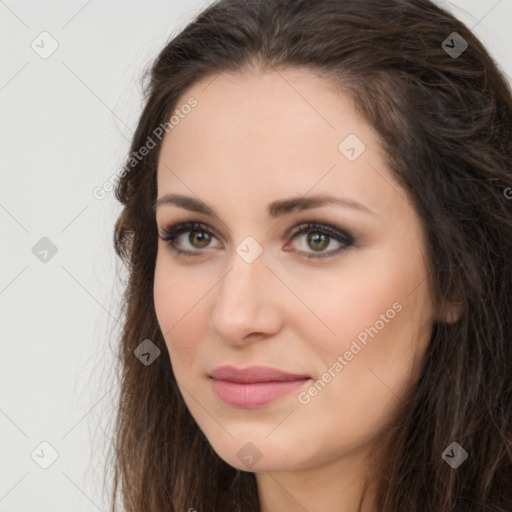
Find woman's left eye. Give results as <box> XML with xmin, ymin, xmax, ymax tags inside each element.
<box><xmin>158</xmin><ymin>221</ymin><xmax>355</xmax><ymax>260</ymax></box>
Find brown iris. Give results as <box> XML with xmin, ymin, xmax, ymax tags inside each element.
<box><xmin>189</xmin><ymin>230</ymin><xmax>211</xmax><ymax>249</ymax></box>
<box><xmin>307</xmin><ymin>232</ymin><xmax>329</xmax><ymax>251</ymax></box>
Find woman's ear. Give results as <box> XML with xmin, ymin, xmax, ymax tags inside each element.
<box><xmin>436</xmin><ymin>300</ymin><xmax>464</xmax><ymax>324</ymax></box>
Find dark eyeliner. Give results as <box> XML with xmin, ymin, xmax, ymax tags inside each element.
<box><xmin>159</xmin><ymin>221</ymin><xmax>211</xmax><ymax>243</ymax></box>
<box><xmin>158</xmin><ymin>221</ymin><xmax>214</xmax><ymax>256</ymax></box>
<box><xmin>285</xmin><ymin>221</ymin><xmax>354</xmax><ymax>260</ymax></box>
<box><xmin>158</xmin><ymin>220</ymin><xmax>354</xmax><ymax>259</ymax></box>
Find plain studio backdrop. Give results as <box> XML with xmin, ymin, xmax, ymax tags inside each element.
<box><xmin>0</xmin><ymin>0</ymin><xmax>511</xmax><ymax>510</ymax></box>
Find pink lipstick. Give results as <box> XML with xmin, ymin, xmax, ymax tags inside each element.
<box><xmin>209</xmin><ymin>365</ymin><xmax>311</xmax><ymax>408</ymax></box>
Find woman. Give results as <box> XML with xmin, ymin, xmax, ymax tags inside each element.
<box><xmin>108</xmin><ymin>0</ymin><xmax>512</xmax><ymax>510</ymax></box>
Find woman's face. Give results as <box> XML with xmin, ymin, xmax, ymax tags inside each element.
<box><xmin>154</xmin><ymin>68</ymin><xmax>437</xmax><ymax>473</ymax></box>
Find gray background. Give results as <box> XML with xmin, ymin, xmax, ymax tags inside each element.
<box><xmin>1</xmin><ymin>1</ymin><xmax>511</xmax><ymax>510</ymax></box>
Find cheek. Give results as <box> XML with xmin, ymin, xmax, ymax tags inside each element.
<box><xmin>286</xmin><ymin>258</ymin><xmax>431</xmax><ymax>450</ymax></box>
<box><xmin>290</xmin><ymin>246</ymin><xmax>432</xmax><ymax>383</ymax></box>
<box><xmin>153</xmin><ymin>250</ymin><xmax>218</xmax><ymax>365</ymax></box>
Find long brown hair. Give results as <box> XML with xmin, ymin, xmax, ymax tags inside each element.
<box><xmin>107</xmin><ymin>0</ymin><xmax>512</xmax><ymax>510</ymax></box>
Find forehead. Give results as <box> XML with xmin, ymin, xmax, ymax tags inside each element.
<box><xmin>156</xmin><ymin>69</ymin><xmax>405</xmax><ymax>220</ymax></box>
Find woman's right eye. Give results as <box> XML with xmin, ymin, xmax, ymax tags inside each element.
<box><xmin>159</xmin><ymin>221</ymin><xmax>220</xmax><ymax>257</ymax></box>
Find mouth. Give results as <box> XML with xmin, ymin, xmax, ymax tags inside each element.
<box><xmin>208</xmin><ymin>365</ymin><xmax>312</xmax><ymax>408</ymax></box>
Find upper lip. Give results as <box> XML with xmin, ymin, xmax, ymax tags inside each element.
<box><xmin>209</xmin><ymin>365</ymin><xmax>311</xmax><ymax>383</ymax></box>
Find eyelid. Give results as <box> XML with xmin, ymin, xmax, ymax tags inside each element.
<box><xmin>286</xmin><ymin>221</ymin><xmax>353</xmax><ymax>245</ymax></box>
<box><xmin>158</xmin><ymin>216</ymin><xmax>354</xmax><ymax>239</ymax></box>
<box><xmin>158</xmin><ymin>221</ymin><xmax>221</xmax><ymax>246</ymax></box>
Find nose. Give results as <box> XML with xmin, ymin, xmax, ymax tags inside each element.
<box><xmin>209</xmin><ymin>248</ymin><xmax>284</xmax><ymax>347</ymax></box>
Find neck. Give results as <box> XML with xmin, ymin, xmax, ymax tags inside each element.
<box><xmin>255</xmin><ymin>442</ymin><xmax>377</xmax><ymax>512</ymax></box>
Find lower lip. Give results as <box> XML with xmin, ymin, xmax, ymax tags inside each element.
<box><xmin>210</xmin><ymin>378</ymin><xmax>310</xmax><ymax>408</ymax></box>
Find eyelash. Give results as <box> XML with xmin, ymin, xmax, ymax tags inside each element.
<box><xmin>158</xmin><ymin>220</ymin><xmax>355</xmax><ymax>260</ymax></box>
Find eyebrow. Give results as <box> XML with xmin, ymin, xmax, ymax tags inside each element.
<box><xmin>154</xmin><ymin>193</ymin><xmax>375</xmax><ymax>218</ymax></box>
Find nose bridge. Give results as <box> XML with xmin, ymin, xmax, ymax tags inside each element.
<box><xmin>219</xmin><ymin>230</ymin><xmax>269</xmax><ymax>298</ymax></box>
<box><xmin>209</xmin><ymin>242</ymin><xmax>282</xmax><ymax>343</ymax></box>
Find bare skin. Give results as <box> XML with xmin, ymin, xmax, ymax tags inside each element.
<box><xmin>153</xmin><ymin>68</ymin><xmax>458</xmax><ymax>512</ymax></box>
